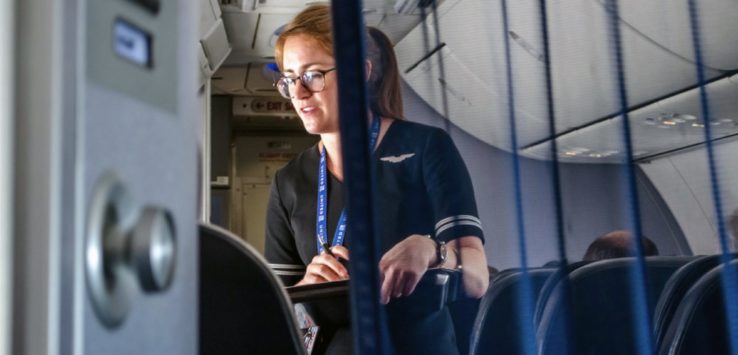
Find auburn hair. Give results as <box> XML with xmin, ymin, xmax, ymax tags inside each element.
<box><xmin>274</xmin><ymin>4</ymin><xmax>404</xmax><ymax>119</ymax></box>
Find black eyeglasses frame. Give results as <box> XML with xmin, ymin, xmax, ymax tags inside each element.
<box><xmin>274</xmin><ymin>67</ymin><xmax>337</xmax><ymax>99</ymax></box>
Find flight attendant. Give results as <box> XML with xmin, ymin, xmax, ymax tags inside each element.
<box><xmin>265</xmin><ymin>5</ymin><xmax>489</xmax><ymax>354</ymax></box>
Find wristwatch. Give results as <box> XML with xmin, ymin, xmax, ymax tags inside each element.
<box><xmin>432</xmin><ymin>239</ymin><xmax>447</xmax><ymax>268</ymax></box>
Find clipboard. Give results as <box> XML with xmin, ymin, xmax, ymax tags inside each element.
<box><xmin>283</xmin><ymin>269</ymin><xmax>463</xmax><ymax>325</ymax></box>
<box><xmin>286</xmin><ymin>280</ymin><xmax>351</xmax><ymax>327</ymax></box>
<box><xmin>284</xmin><ymin>269</ymin><xmax>462</xmax><ymax>303</ymax></box>
<box><xmin>285</xmin><ymin>279</ymin><xmax>350</xmax><ymax>304</ymax></box>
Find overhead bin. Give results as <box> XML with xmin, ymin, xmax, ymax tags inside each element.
<box><xmin>395</xmin><ymin>0</ymin><xmax>546</xmax><ymax>151</ymax></box>
<box><xmin>200</xmin><ymin>0</ymin><xmax>232</xmax><ymax>86</ymax></box>
<box><xmin>212</xmin><ymin>63</ymin><xmax>280</xmax><ymax>96</ymax></box>
<box><xmin>219</xmin><ymin>11</ymin><xmax>260</xmax><ymax>66</ymax></box>
<box><xmin>394</xmin><ymin>0</ymin><xmax>733</xmax><ymax>155</ymax></box>
<box><xmin>614</xmin><ymin>0</ymin><xmax>738</xmax><ymax>71</ymax></box>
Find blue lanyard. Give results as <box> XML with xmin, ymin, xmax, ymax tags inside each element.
<box><xmin>316</xmin><ymin>114</ymin><xmax>381</xmax><ymax>253</ymax></box>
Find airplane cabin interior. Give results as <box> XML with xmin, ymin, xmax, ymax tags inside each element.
<box><xmin>4</xmin><ymin>0</ymin><xmax>738</xmax><ymax>354</ymax></box>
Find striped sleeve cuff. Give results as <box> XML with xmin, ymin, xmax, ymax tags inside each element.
<box><xmin>269</xmin><ymin>263</ymin><xmax>306</xmax><ymax>277</ymax></box>
<box><xmin>434</xmin><ymin>215</ymin><xmax>484</xmax><ymax>242</ymax></box>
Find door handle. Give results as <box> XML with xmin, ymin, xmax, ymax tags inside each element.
<box><xmin>85</xmin><ymin>174</ymin><xmax>177</xmax><ymax>327</ymax></box>
<box><xmin>130</xmin><ymin>206</ymin><xmax>176</xmax><ymax>293</ymax></box>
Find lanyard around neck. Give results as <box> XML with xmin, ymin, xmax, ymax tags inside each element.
<box><xmin>316</xmin><ymin>114</ymin><xmax>381</xmax><ymax>253</ymax></box>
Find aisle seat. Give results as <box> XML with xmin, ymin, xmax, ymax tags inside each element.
<box><xmin>532</xmin><ymin>261</ymin><xmax>589</xmax><ymax>326</ymax></box>
<box><xmin>199</xmin><ymin>223</ymin><xmax>306</xmax><ymax>355</ymax></box>
<box><xmin>652</xmin><ymin>254</ymin><xmax>738</xmax><ymax>350</ymax></box>
<box><xmin>658</xmin><ymin>258</ymin><xmax>738</xmax><ymax>355</ymax></box>
<box><xmin>469</xmin><ymin>268</ymin><xmax>555</xmax><ymax>355</ymax></box>
<box><xmin>537</xmin><ymin>256</ymin><xmax>692</xmax><ymax>355</ymax></box>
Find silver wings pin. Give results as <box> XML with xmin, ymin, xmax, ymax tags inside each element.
<box><xmin>379</xmin><ymin>153</ymin><xmax>415</xmax><ymax>163</ymax></box>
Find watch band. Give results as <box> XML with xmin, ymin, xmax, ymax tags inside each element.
<box><xmin>453</xmin><ymin>246</ymin><xmax>463</xmax><ymax>271</ymax></box>
<box><xmin>432</xmin><ymin>239</ymin><xmax>447</xmax><ymax>268</ymax></box>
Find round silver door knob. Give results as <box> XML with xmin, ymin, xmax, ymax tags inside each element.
<box><xmin>85</xmin><ymin>173</ymin><xmax>178</xmax><ymax>328</ymax></box>
<box><xmin>131</xmin><ymin>207</ymin><xmax>176</xmax><ymax>293</ymax></box>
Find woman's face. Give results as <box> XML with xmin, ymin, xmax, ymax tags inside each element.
<box><xmin>281</xmin><ymin>34</ymin><xmax>339</xmax><ymax>135</ymax></box>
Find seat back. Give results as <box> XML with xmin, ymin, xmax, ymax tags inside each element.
<box><xmin>449</xmin><ymin>297</ymin><xmax>480</xmax><ymax>355</ymax></box>
<box><xmin>199</xmin><ymin>223</ymin><xmax>306</xmax><ymax>355</ymax></box>
<box><xmin>469</xmin><ymin>268</ymin><xmax>555</xmax><ymax>355</ymax></box>
<box><xmin>658</xmin><ymin>259</ymin><xmax>738</xmax><ymax>355</ymax></box>
<box><xmin>532</xmin><ymin>261</ymin><xmax>589</xmax><ymax>326</ymax></box>
<box><xmin>653</xmin><ymin>254</ymin><xmax>738</xmax><ymax>350</ymax></box>
<box><xmin>537</xmin><ymin>256</ymin><xmax>692</xmax><ymax>355</ymax></box>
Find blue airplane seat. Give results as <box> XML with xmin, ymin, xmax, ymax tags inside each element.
<box><xmin>532</xmin><ymin>261</ymin><xmax>589</xmax><ymax>326</ymax></box>
<box><xmin>652</xmin><ymin>254</ymin><xmax>738</xmax><ymax>350</ymax></box>
<box><xmin>658</xmin><ymin>258</ymin><xmax>738</xmax><ymax>355</ymax></box>
<box><xmin>537</xmin><ymin>256</ymin><xmax>692</xmax><ymax>355</ymax></box>
<box><xmin>469</xmin><ymin>268</ymin><xmax>555</xmax><ymax>355</ymax></box>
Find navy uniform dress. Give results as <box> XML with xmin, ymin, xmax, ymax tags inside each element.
<box><xmin>265</xmin><ymin>119</ymin><xmax>484</xmax><ymax>355</ymax></box>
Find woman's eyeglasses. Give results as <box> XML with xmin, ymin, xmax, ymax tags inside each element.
<box><xmin>274</xmin><ymin>68</ymin><xmax>336</xmax><ymax>99</ymax></box>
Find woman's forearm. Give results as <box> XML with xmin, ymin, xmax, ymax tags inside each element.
<box><xmin>447</xmin><ymin>237</ymin><xmax>489</xmax><ymax>298</ymax></box>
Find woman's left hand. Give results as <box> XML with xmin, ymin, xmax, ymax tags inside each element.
<box><xmin>378</xmin><ymin>234</ymin><xmax>437</xmax><ymax>304</ymax></box>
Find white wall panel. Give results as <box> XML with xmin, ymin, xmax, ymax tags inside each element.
<box><xmin>641</xmin><ymin>138</ymin><xmax>738</xmax><ymax>254</ymax></box>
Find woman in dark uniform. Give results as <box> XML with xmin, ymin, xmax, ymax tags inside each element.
<box><xmin>264</xmin><ymin>5</ymin><xmax>489</xmax><ymax>354</ymax></box>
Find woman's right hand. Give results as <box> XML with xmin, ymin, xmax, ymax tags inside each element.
<box><xmin>296</xmin><ymin>246</ymin><xmax>350</xmax><ymax>285</ymax></box>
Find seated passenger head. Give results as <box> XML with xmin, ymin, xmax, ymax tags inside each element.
<box><xmin>582</xmin><ymin>230</ymin><xmax>659</xmax><ymax>261</ymax></box>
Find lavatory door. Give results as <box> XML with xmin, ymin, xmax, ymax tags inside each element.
<box><xmin>80</xmin><ymin>0</ymin><xmax>198</xmax><ymax>353</ymax></box>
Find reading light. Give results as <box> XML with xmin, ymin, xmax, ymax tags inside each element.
<box><xmin>645</xmin><ymin>113</ymin><xmax>703</xmax><ymax>128</ymax></box>
<box><xmin>600</xmin><ymin>150</ymin><xmax>619</xmax><ymax>157</ymax></box>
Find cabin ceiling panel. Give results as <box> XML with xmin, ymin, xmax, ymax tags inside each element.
<box><xmin>245</xmin><ymin>63</ymin><xmax>281</xmax><ymax>95</ymax></box>
<box><xmin>212</xmin><ymin>63</ymin><xmax>281</xmax><ymax>96</ymax></box>
<box><xmin>546</xmin><ymin>0</ymin><xmax>723</xmax><ymax>139</ymax></box>
<box><xmin>220</xmin><ymin>12</ymin><xmax>292</xmax><ymax>65</ymax></box>
<box><xmin>263</xmin><ymin>0</ymin><xmax>304</xmax><ymax>7</ymax></box>
<box><xmin>658</xmin><ymin>75</ymin><xmax>738</xmax><ymax>128</ymax></box>
<box><xmin>219</xmin><ymin>0</ymin><xmax>440</xmax><ymax>70</ymax></box>
<box><xmin>520</xmin><ymin>75</ymin><xmax>738</xmax><ymax>163</ymax></box>
<box><xmin>212</xmin><ymin>66</ymin><xmax>248</xmax><ymax>95</ymax></box>
<box><xmin>254</xmin><ymin>13</ymin><xmax>296</xmax><ymax>58</ymax></box>
<box><xmin>613</xmin><ymin>0</ymin><xmax>738</xmax><ymax>70</ymax></box>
